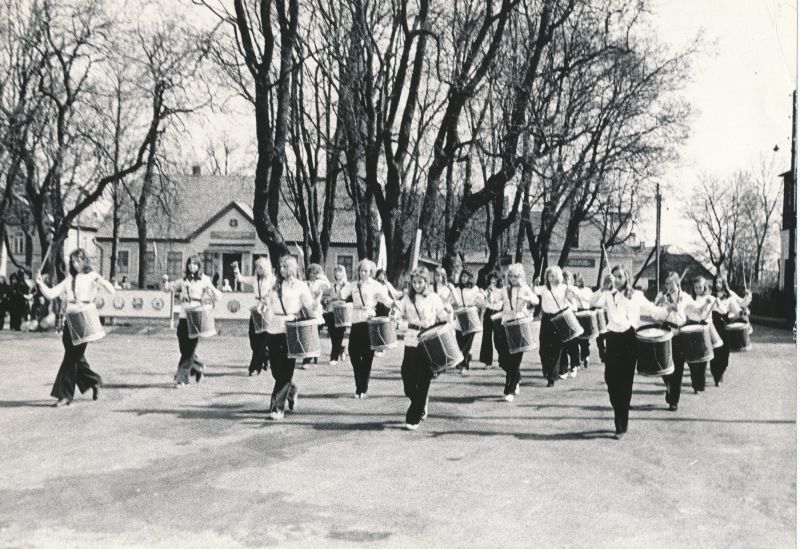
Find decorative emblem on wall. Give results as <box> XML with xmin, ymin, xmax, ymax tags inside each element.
<box><xmin>151</xmin><ymin>297</ymin><xmax>164</xmax><ymax>311</ymax></box>
<box><xmin>227</xmin><ymin>299</ymin><xmax>241</xmax><ymax>313</ymax></box>
<box><xmin>132</xmin><ymin>297</ymin><xmax>144</xmax><ymax>310</ymax></box>
<box><xmin>94</xmin><ymin>296</ymin><xmax>105</xmax><ymax>309</ymax></box>
<box><xmin>113</xmin><ymin>297</ymin><xmax>125</xmax><ymax>310</ymax></box>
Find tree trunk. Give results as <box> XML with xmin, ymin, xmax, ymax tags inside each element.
<box><xmin>110</xmin><ymin>182</ymin><xmax>120</xmax><ymax>280</ymax></box>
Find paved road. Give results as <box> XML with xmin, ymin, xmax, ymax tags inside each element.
<box><xmin>0</xmin><ymin>326</ymin><xmax>795</xmax><ymax>548</ymax></box>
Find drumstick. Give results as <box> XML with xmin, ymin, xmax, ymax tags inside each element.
<box><xmin>38</xmin><ymin>243</ymin><xmax>53</xmax><ymax>276</ymax></box>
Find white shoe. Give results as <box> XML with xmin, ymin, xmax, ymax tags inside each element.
<box><xmin>268</xmin><ymin>410</ymin><xmax>284</xmax><ymax>420</ymax></box>
<box><xmin>558</xmin><ymin>373</ymin><xmax>568</xmax><ymax>380</ymax></box>
<box><xmin>330</xmin><ymin>360</ymin><xmax>338</xmax><ymax>366</ymax></box>
<box><xmin>569</xmin><ymin>368</ymin><xmax>577</xmax><ymax>378</ymax></box>
<box><xmin>514</xmin><ymin>383</ymin><xmax>520</xmax><ymax>395</ymax></box>
<box><xmin>503</xmin><ymin>394</ymin><xmax>514</xmax><ymax>402</ymax></box>
<box><xmin>460</xmin><ymin>368</ymin><xmax>469</xmax><ymax>376</ymax></box>
<box><xmin>404</xmin><ymin>423</ymin><xmax>419</xmax><ymax>431</ymax></box>
<box><xmin>353</xmin><ymin>392</ymin><xmax>361</xmax><ymax>399</ymax></box>
<box><xmin>360</xmin><ymin>393</ymin><xmax>367</xmax><ymax>399</ymax></box>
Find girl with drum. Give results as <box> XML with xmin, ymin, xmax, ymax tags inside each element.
<box><xmin>373</xmin><ymin>269</ymin><xmax>403</xmax><ymax>357</ymax></box>
<box><xmin>589</xmin><ymin>265</ymin><xmax>664</xmax><ymax>438</ymax></box>
<box><xmin>709</xmin><ymin>274</ymin><xmax>752</xmax><ymax>386</ymax></box>
<box><xmin>393</xmin><ymin>267</ymin><xmax>451</xmax><ymax>430</ymax></box>
<box><xmin>322</xmin><ymin>265</ymin><xmax>349</xmax><ymax>365</ymax></box>
<box><xmin>432</xmin><ymin>267</ymin><xmax>457</xmax><ymax>318</ymax></box>
<box><xmin>656</xmin><ymin>272</ymin><xmax>716</xmax><ymax>410</ymax></box>
<box><xmin>35</xmin><ymin>248</ymin><xmax>115</xmax><ymax>407</ymax></box>
<box><xmin>299</xmin><ymin>263</ymin><xmax>331</xmax><ymax>368</ymax></box>
<box><xmin>558</xmin><ymin>270</ymin><xmax>582</xmax><ymax>379</ymax></box>
<box><xmin>479</xmin><ymin>271</ymin><xmax>504</xmax><ymax>368</ymax></box>
<box><xmin>233</xmin><ymin>258</ymin><xmax>274</xmax><ymax>376</ymax></box>
<box><xmin>572</xmin><ymin>274</ymin><xmax>595</xmax><ymax>368</ymax></box>
<box><xmin>263</xmin><ymin>255</ymin><xmax>316</xmax><ymax>420</ymax></box>
<box><xmin>533</xmin><ymin>266</ymin><xmax>575</xmax><ymax>387</ymax></box>
<box><xmin>497</xmin><ymin>263</ymin><xmax>539</xmax><ymax>401</ymax></box>
<box><xmin>593</xmin><ymin>273</ymin><xmax>614</xmax><ymax>364</ymax></box>
<box><xmin>162</xmin><ymin>255</ymin><xmax>222</xmax><ymax>387</ymax></box>
<box><xmin>452</xmin><ymin>269</ymin><xmax>486</xmax><ymax>375</ymax></box>
<box><xmin>337</xmin><ymin>259</ymin><xmax>394</xmax><ymax>398</ymax></box>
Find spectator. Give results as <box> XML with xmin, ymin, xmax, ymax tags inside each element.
<box><xmin>212</xmin><ymin>272</ymin><xmax>220</xmax><ymax>288</ymax></box>
<box><xmin>0</xmin><ymin>276</ymin><xmax>8</xmax><ymax>330</ymax></box>
<box><xmin>121</xmin><ymin>276</ymin><xmax>131</xmax><ymax>289</ymax></box>
<box><xmin>221</xmin><ymin>278</ymin><xmax>233</xmax><ymax>292</ymax></box>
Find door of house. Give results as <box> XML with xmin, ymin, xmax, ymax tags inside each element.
<box><xmin>222</xmin><ymin>253</ymin><xmax>242</xmax><ymax>290</ymax></box>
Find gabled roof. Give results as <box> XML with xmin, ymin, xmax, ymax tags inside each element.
<box><xmin>635</xmin><ymin>244</ymin><xmax>713</xmax><ymax>280</ymax></box>
<box><xmin>95</xmin><ymin>174</ymin><xmax>357</xmax><ymax>245</ymax></box>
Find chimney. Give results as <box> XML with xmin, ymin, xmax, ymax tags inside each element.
<box><xmin>191</xmin><ymin>165</ymin><xmax>201</xmax><ymax>176</ymax></box>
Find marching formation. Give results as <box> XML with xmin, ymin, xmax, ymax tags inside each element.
<box><xmin>33</xmin><ymin>248</ymin><xmax>754</xmax><ymax>438</ymax></box>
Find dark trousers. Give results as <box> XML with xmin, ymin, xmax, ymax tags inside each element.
<box><xmin>401</xmin><ymin>345</ymin><xmax>433</xmax><ymax>425</ymax></box>
<box><xmin>455</xmin><ymin>331</ymin><xmax>476</xmax><ymax>369</ymax></box>
<box><xmin>597</xmin><ymin>333</ymin><xmax>608</xmax><ymax>363</ymax></box>
<box><xmin>248</xmin><ymin>318</ymin><xmax>269</xmax><ymax>374</ymax></box>
<box><xmin>479</xmin><ymin>309</ymin><xmax>497</xmax><ymax>365</ymax></box>
<box><xmin>51</xmin><ymin>325</ymin><xmax>102</xmax><ymax>400</ymax></box>
<box><xmin>579</xmin><ymin>338</ymin><xmax>591</xmax><ymax>363</ymax></box>
<box><xmin>349</xmin><ymin>322</ymin><xmax>374</xmax><ymax>394</ymax></box>
<box><xmin>688</xmin><ymin>361</ymin><xmax>707</xmax><ymax>392</ymax></box>
<box><xmin>266</xmin><ymin>332</ymin><xmax>297</xmax><ymax>412</ymax></box>
<box><xmin>0</xmin><ymin>308</ymin><xmax>5</xmax><ymax>330</ymax></box>
<box><xmin>605</xmin><ymin>329</ymin><xmax>637</xmax><ymax>434</ymax></box>
<box><xmin>663</xmin><ymin>336</ymin><xmax>686</xmax><ymax>406</ymax></box>
<box><xmin>324</xmin><ymin>312</ymin><xmax>346</xmax><ymax>361</ymax></box>
<box><xmin>176</xmin><ymin>319</ymin><xmax>203</xmax><ymax>383</ymax></box>
<box><xmin>9</xmin><ymin>304</ymin><xmax>22</xmax><ymax>330</ymax></box>
<box><xmin>495</xmin><ymin>323</ymin><xmax>522</xmax><ymax>395</ymax></box>
<box><xmin>710</xmin><ymin>312</ymin><xmax>730</xmax><ymax>383</ymax></box>
<box><xmin>560</xmin><ymin>339</ymin><xmax>581</xmax><ymax>374</ymax></box>
<box><xmin>539</xmin><ymin>314</ymin><xmax>563</xmax><ymax>381</ymax></box>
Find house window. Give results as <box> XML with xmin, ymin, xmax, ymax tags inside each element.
<box><xmin>337</xmin><ymin>255</ymin><xmax>353</xmax><ymax>281</ymax></box>
<box><xmin>569</xmin><ymin>228</ymin><xmax>580</xmax><ymax>249</ymax></box>
<box><xmin>145</xmin><ymin>252</ymin><xmax>156</xmax><ymax>275</ymax></box>
<box><xmin>12</xmin><ymin>234</ymin><xmax>24</xmax><ymax>255</ymax></box>
<box><xmin>117</xmin><ymin>250</ymin><xmax>130</xmax><ymax>274</ymax></box>
<box><xmin>167</xmin><ymin>251</ymin><xmax>183</xmax><ymax>276</ymax></box>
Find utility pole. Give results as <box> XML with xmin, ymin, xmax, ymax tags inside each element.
<box><xmin>655</xmin><ymin>182</ymin><xmax>661</xmax><ymax>291</ymax></box>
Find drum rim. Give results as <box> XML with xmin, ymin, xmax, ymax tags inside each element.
<box><xmin>679</xmin><ymin>324</ymin><xmax>707</xmax><ymax>333</ymax></box>
<box><xmin>725</xmin><ymin>322</ymin><xmax>749</xmax><ymax>330</ymax></box>
<box><xmin>635</xmin><ymin>323</ymin><xmax>673</xmax><ymax>342</ymax></box>
<box><xmin>286</xmin><ymin>318</ymin><xmax>319</xmax><ymax>327</ymax></box>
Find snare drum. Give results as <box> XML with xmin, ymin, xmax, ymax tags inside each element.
<box><xmin>575</xmin><ymin>310</ymin><xmax>599</xmax><ymax>339</ymax></box>
<box><xmin>332</xmin><ymin>302</ymin><xmax>353</xmax><ymax>328</ymax></box>
<box><xmin>551</xmin><ymin>308</ymin><xmax>584</xmax><ymax>342</ymax></box>
<box><xmin>367</xmin><ymin>316</ymin><xmax>397</xmax><ymax>351</ymax></box>
<box><xmin>418</xmin><ymin>323</ymin><xmax>463</xmax><ymax>374</ymax></box>
<box><xmin>725</xmin><ymin>321</ymin><xmax>752</xmax><ymax>352</ymax></box>
<box><xmin>185</xmin><ymin>304</ymin><xmax>216</xmax><ymax>339</ymax></box>
<box><xmin>454</xmin><ymin>306</ymin><xmax>481</xmax><ymax>335</ymax></box>
<box><xmin>635</xmin><ymin>324</ymin><xmax>674</xmax><ymax>376</ymax></box>
<box><xmin>503</xmin><ymin>316</ymin><xmax>537</xmax><ymax>354</ymax></box>
<box><xmin>708</xmin><ymin>321</ymin><xmax>724</xmax><ymax>349</ymax></box>
<box><xmin>286</xmin><ymin>319</ymin><xmax>321</xmax><ymax>359</ymax></box>
<box><xmin>250</xmin><ymin>304</ymin><xmax>269</xmax><ymax>334</ymax></box>
<box><xmin>593</xmin><ymin>307</ymin><xmax>608</xmax><ymax>334</ymax></box>
<box><xmin>65</xmin><ymin>304</ymin><xmax>106</xmax><ymax>345</ymax></box>
<box><xmin>678</xmin><ymin>324</ymin><xmax>714</xmax><ymax>363</ymax></box>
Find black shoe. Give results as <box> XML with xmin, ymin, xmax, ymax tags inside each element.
<box><xmin>714</xmin><ymin>379</ymin><xmax>721</xmax><ymax>387</ymax></box>
<box><xmin>92</xmin><ymin>386</ymin><xmax>99</xmax><ymax>401</ymax></box>
<box><xmin>546</xmin><ymin>380</ymin><xmax>555</xmax><ymax>387</ymax></box>
<box><xmin>248</xmin><ymin>370</ymin><xmax>254</xmax><ymax>377</ymax></box>
<box><xmin>194</xmin><ymin>370</ymin><xmax>202</xmax><ymax>383</ymax></box>
<box><xmin>668</xmin><ymin>404</ymin><xmax>678</xmax><ymax>412</ymax></box>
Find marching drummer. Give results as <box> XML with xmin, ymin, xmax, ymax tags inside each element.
<box><xmin>262</xmin><ymin>255</ymin><xmax>316</xmax><ymax>420</ymax></box>
<box><xmin>163</xmin><ymin>255</ymin><xmax>222</xmax><ymax>387</ymax></box>
<box><xmin>322</xmin><ymin>265</ymin><xmax>349</xmax><ymax>365</ymax></box>
<box><xmin>709</xmin><ymin>273</ymin><xmax>752</xmax><ymax>386</ymax></box>
<box><xmin>479</xmin><ymin>271</ymin><xmax>504</xmax><ymax>368</ymax></box>
<box><xmin>656</xmin><ymin>272</ymin><xmax>716</xmax><ymax>410</ymax></box>
<box><xmin>593</xmin><ymin>273</ymin><xmax>614</xmax><ymax>364</ymax></box>
<box><xmin>233</xmin><ymin>258</ymin><xmax>274</xmax><ymax>376</ymax></box>
<box><xmin>452</xmin><ymin>269</ymin><xmax>486</xmax><ymax>375</ymax></box>
<box><xmin>337</xmin><ymin>259</ymin><xmax>394</xmax><ymax>398</ymax></box>
<box><xmin>497</xmin><ymin>263</ymin><xmax>538</xmax><ymax>402</ymax></box>
<box><xmin>393</xmin><ymin>267</ymin><xmax>451</xmax><ymax>430</ymax></box>
<box><xmin>558</xmin><ymin>270</ymin><xmax>582</xmax><ymax>379</ymax></box>
<box><xmin>572</xmin><ymin>273</ymin><xmax>595</xmax><ymax>368</ymax></box>
<box><xmin>299</xmin><ymin>264</ymin><xmax>331</xmax><ymax>369</ymax></box>
<box><xmin>35</xmin><ymin>248</ymin><xmax>115</xmax><ymax>407</ymax></box>
<box><xmin>432</xmin><ymin>267</ymin><xmax>456</xmax><ymax>319</ymax></box>
<box><xmin>589</xmin><ymin>265</ymin><xmax>665</xmax><ymax>438</ymax></box>
<box><xmin>533</xmin><ymin>266</ymin><xmax>574</xmax><ymax>387</ymax></box>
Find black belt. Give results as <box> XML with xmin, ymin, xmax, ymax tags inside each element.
<box><xmin>408</xmin><ymin>322</ymin><xmax>421</xmax><ymax>330</ymax></box>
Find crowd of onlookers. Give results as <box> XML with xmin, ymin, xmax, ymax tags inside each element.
<box><xmin>0</xmin><ymin>268</ymin><xmax>59</xmax><ymax>332</ymax></box>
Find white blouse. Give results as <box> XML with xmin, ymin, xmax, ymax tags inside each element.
<box><xmin>533</xmin><ymin>284</ymin><xmax>574</xmax><ymax>315</ymax></box>
<box><xmin>396</xmin><ymin>292</ymin><xmax>448</xmax><ymax>346</ymax></box>
<box><xmin>265</xmin><ymin>279</ymin><xmax>315</xmax><ymax>334</ymax></box>
<box><xmin>307</xmin><ymin>277</ymin><xmax>332</xmax><ymax>324</ymax></box>
<box><xmin>655</xmin><ymin>290</ymin><xmax>707</xmax><ymax>326</ymax></box>
<box><xmin>592</xmin><ymin>289</ymin><xmax>664</xmax><ymax>332</ymax></box>
<box><xmin>485</xmin><ymin>287</ymin><xmax>505</xmax><ymax>311</ymax></box>
<box><xmin>339</xmin><ymin>279</ymin><xmax>393</xmax><ymax>324</ymax></box>
<box><xmin>164</xmin><ymin>275</ymin><xmax>222</xmax><ymax>319</ymax></box>
<box><xmin>451</xmin><ymin>286</ymin><xmax>486</xmax><ymax>309</ymax></box>
<box><xmin>38</xmin><ymin>272</ymin><xmax>115</xmax><ymax>312</ymax></box>
<box><xmin>237</xmin><ymin>272</ymin><xmax>275</xmax><ymax>304</ymax></box>
<box><xmin>501</xmin><ymin>284</ymin><xmax>539</xmax><ymax>322</ymax></box>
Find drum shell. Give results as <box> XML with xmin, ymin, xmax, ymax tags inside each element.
<box><xmin>454</xmin><ymin>306</ymin><xmax>481</xmax><ymax>335</ymax></box>
<box><xmin>503</xmin><ymin>316</ymin><xmax>538</xmax><ymax>354</ymax></box>
<box><xmin>286</xmin><ymin>319</ymin><xmax>321</xmax><ymax>359</ymax></box>
<box><xmin>65</xmin><ymin>305</ymin><xmax>106</xmax><ymax>345</ymax></box>
<box><xmin>678</xmin><ymin>324</ymin><xmax>714</xmax><ymax>363</ymax></box>
<box><xmin>725</xmin><ymin>322</ymin><xmax>752</xmax><ymax>352</ymax></box>
<box><xmin>418</xmin><ymin>324</ymin><xmax>463</xmax><ymax>373</ymax></box>
<box><xmin>250</xmin><ymin>305</ymin><xmax>269</xmax><ymax>334</ymax></box>
<box><xmin>551</xmin><ymin>308</ymin><xmax>584</xmax><ymax>342</ymax></box>
<box><xmin>635</xmin><ymin>324</ymin><xmax>674</xmax><ymax>376</ymax></box>
<box><xmin>575</xmin><ymin>310</ymin><xmax>599</xmax><ymax>339</ymax></box>
<box><xmin>367</xmin><ymin>316</ymin><xmax>397</xmax><ymax>351</ymax></box>
<box><xmin>185</xmin><ymin>304</ymin><xmax>216</xmax><ymax>339</ymax></box>
<box><xmin>332</xmin><ymin>302</ymin><xmax>353</xmax><ymax>328</ymax></box>
<box><xmin>594</xmin><ymin>308</ymin><xmax>608</xmax><ymax>334</ymax></box>
<box><xmin>708</xmin><ymin>321</ymin><xmax>724</xmax><ymax>348</ymax></box>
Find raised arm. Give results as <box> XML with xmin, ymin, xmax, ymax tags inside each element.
<box><xmin>94</xmin><ymin>273</ymin><xmax>116</xmax><ymax>295</ymax></box>
<box><xmin>35</xmin><ymin>274</ymin><xmax>68</xmax><ymax>301</ymax></box>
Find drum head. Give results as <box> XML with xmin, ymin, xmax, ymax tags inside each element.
<box><xmin>726</xmin><ymin>322</ymin><xmax>747</xmax><ymax>330</ymax></box>
<box><xmin>680</xmin><ymin>324</ymin><xmax>705</xmax><ymax>333</ymax></box>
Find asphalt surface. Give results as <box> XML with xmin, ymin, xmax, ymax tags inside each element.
<box><xmin>0</xmin><ymin>325</ymin><xmax>795</xmax><ymax>548</ymax></box>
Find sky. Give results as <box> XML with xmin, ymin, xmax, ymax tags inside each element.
<box><xmin>639</xmin><ymin>0</ymin><xmax>797</xmax><ymax>248</ymax></box>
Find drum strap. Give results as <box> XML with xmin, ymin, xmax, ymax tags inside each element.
<box><xmin>412</xmin><ymin>297</ymin><xmax>422</xmax><ymax>323</ymax></box>
<box><xmin>277</xmin><ymin>285</ymin><xmax>287</xmax><ymax>315</ymax></box>
<box><xmin>357</xmin><ymin>283</ymin><xmax>365</xmax><ymax>307</ymax></box>
<box><xmin>460</xmin><ymin>288</ymin><xmax>465</xmax><ymax>307</ymax></box>
<box><xmin>548</xmin><ymin>287</ymin><xmax>563</xmax><ymax>311</ymax></box>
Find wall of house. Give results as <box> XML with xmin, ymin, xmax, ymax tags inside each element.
<box><xmin>2</xmin><ymin>226</ymin><xmax>96</xmax><ymax>278</ymax></box>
